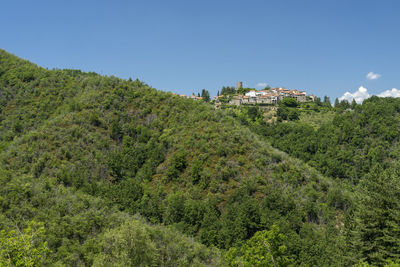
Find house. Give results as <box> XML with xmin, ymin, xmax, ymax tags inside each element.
<box><xmin>293</xmin><ymin>94</ymin><xmax>307</xmax><ymax>102</ymax></box>
<box><xmin>189</xmin><ymin>94</ymin><xmax>203</xmax><ymax>100</ymax></box>
<box><xmin>245</xmin><ymin>90</ymin><xmax>258</xmax><ymax>97</ymax></box>
<box><xmin>245</xmin><ymin>90</ymin><xmax>269</xmax><ymax>97</ymax></box>
<box><xmin>229</xmin><ymin>95</ymin><xmax>243</xmax><ymax>105</ymax></box>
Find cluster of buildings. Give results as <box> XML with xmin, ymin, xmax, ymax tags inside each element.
<box><xmin>173</xmin><ymin>82</ymin><xmax>315</xmax><ymax>106</ymax></box>
<box><xmin>214</xmin><ymin>87</ymin><xmax>314</xmax><ymax>106</ymax></box>
<box><xmin>172</xmin><ymin>93</ymin><xmax>203</xmax><ymax>100</ymax></box>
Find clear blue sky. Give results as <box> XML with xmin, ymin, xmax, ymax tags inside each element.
<box><xmin>1</xmin><ymin>0</ymin><xmax>399</xmax><ymax>99</ymax></box>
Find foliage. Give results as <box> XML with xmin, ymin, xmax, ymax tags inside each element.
<box><xmin>225</xmin><ymin>225</ymin><xmax>292</xmax><ymax>267</ymax></box>
<box><xmin>92</xmin><ymin>218</ymin><xmax>222</xmax><ymax>266</ymax></box>
<box><xmin>277</xmin><ymin>106</ymin><xmax>299</xmax><ymax>122</ymax></box>
<box><xmin>201</xmin><ymin>89</ymin><xmax>211</xmax><ymax>102</ymax></box>
<box><xmin>256</xmin><ymin>96</ymin><xmax>400</xmax><ymax>183</ymax></box>
<box><xmin>221</xmin><ymin>86</ymin><xmax>236</xmax><ymax>95</ymax></box>
<box><xmin>0</xmin><ymin>48</ymin><xmax>390</xmax><ymax>265</ymax></box>
<box><xmin>323</xmin><ymin>95</ymin><xmax>331</xmax><ymax>106</ymax></box>
<box><xmin>352</xmin><ymin>166</ymin><xmax>400</xmax><ymax>265</ymax></box>
<box><xmin>0</xmin><ymin>221</ymin><xmax>50</xmax><ymax>266</ymax></box>
<box><xmin>280</xmin><ymin>97</ymin><xmax>298</xmax><ymax>107</ymax></box>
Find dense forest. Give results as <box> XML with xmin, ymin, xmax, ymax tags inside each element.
<box><xmin>0</xmin><ymin>49</ymin><xmax>399</xmax><ymax>266</ymax></box>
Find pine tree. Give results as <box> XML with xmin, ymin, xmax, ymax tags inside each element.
<box><xmin>340</xmin><ymin>100</ymin><xmax>350</xmax><ymax>109</ymax></box>
<box><xmin>354</xmin><ymin>166</ymin><xmax>400</xmax><ymax>265</ymax></box>
<box><xmin>351</xmin><ymin>99</ymin><xmax>357</xmax><ymax>109</ymax></box>
<box><xmin>323</xmin><ymin>96</ymin><xmax>331</xmax><ymax>106</ymax></box>
<box><xmin>201</xmin><ymin>89</ymin><xmax>210</xmax><ymax>102</ymax></box>
<box><xmin>334</xmin><ymin>98</ymin><xmax>340</xmax><ymax>108</ymax></box>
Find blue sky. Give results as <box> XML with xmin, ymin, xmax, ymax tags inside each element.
<box><xmin>1</xmin><ymin>0</ymin><xmax>399</xmax><ymax>100</ymax></box>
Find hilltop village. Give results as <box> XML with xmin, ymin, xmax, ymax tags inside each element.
<box><xmin>174</xmin><ymin>82</ymin><xmax>315</xmax><ymax>106</ymax></box>
<box><xmin>215</xmin><ymin>82</ymin><xmax>315</xmax><ymax>106</ymax></box>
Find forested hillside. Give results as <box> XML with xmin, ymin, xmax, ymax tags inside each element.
<box><xmin>247</xmin><ymin>98</ymin><xmax>400</xmax><ymax>266</ymax></box>
<box><xmin>0</xmin><ymin>49</ymin><xmax>398</xmax><ymax>266</ymax></box>
<box><xmin>254</xmin><ymin>97</ymin><xmax>400</xmax><ymax>182</ymax></box>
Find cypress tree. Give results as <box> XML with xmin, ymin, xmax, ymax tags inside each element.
<box><xmin>334</xmin><ymin>98</ymin><xmax>340</xmax><ymax>108</ymax></box>
<box><xmin>351</xmin><ymin>99</ymin><xmax>357</xmax><ymax>109</ymax></box>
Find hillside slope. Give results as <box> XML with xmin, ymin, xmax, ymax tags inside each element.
<box><xmin>248</xmin><ymin>97</ymin><xmax>400</xmax><ymax>266</ymax></box>
<box><xmin>0</xmin><ymin>50</ymin><xmax>349</xmax><ymax>266</ymax></box>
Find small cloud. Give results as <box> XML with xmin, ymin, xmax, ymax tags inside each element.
<box><xmin>377</xmin><ymin>88</ymin><xmax>400</xmax><ymax>97</ymax></box>
<box><xmin>339</xmin><ymin>86</ymin><xmax>370</xmax><ymax>103</ymax></box>
<box><xmin>366</xmin><ymin>72</ymin><xmax>381</xmax><ymax>80</ymax></box>
<box><xmin>256</xmin><ymin>82</ymin><xmax>268</xmax><ymax>88</ymax></box>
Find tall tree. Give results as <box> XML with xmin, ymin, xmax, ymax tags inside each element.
<box><xmin>334</xmin><ymin>98</ymin><xmax>340</xmax><ymax>108</ymax></box>
<box><xmin>353</xmin><ymin>166</ymin><xmax>400</xmax><ymax>265</ymax></box>
<box><xmin>221</xmin><ymin>86</ymin><xmax>236</xmax><ymax>95</ymax></box>
<box><xmin>323</xmin><ymin>96</ymin><xmax>331</xmax><ymax>106</ymax></box>
<box><xmin>351</xmin><ymin>99</ymin><xmax>357</xmax><ymax>109</ymax></box>
<box><xmin>201</xmin><ymin>89</ymin><xmax>210</xmax><ymax>102</ymax></box>
<box><xmin>340</xmin><ymin>100</ymin><xmax>350</xmax><ymax>109</ymax></box>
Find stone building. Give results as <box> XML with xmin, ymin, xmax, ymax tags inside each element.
<box><xmin>236</xmin><ymin>81</ymin><xmax>243</xmax><ymax>91</ymax></box>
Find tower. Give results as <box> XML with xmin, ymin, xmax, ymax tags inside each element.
<box><xmin>236</xmin><ymin>81</ymin><xmax>243</xmax><ymax>91</ymax></box>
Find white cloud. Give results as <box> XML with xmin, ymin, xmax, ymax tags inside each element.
<box><xmin>366</xmin><ymin>72</ymin><xmax>381</xmax><ymax>80</ymax></box>
<box><xmin>377</xmin><ymin>88</ymin><xmax>400</xmax><ymax>97</ymax></box>
<box><xmin>338</xmin><ymin>86</ymin><xmax>400</xmax><ymax>104</ymax></box>
<box><xmin>256</xmin><ymin>82</ymin><xmax>268</xmax><ymax>88</ymax></box>
<box><xmin>339</xmin><ymin>86</ymin><xmax>370</xmax><ymax>104</ymax></box>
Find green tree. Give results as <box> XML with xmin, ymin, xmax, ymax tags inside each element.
<box><xmin>276</xmin><ymin>106</ymin><xmax>289</xmax><ymax>121</ymax></box>
<box><xmin>314</xmin><ymin>97</ymin><xmax>322</xmax><ymax>106</ymax></box>
<box><xmin>288</xmin><ymin>109</ymin><xmax>300</xmax><ymax>121</ymax></box>
<box><xmin>110</xmin><ymin>120</ymin><xmax>123</xmax><ymax>141</ymax></box>
<box><xmin>164</xmin><ymin>151</ymin><xmax>187</xmax><ymax>181</ymax></box>
<box><xmin>164</xmin><ymin>191</ymin><xmax>185</xmax><ymax>224</ymax></box>
<box><xmin>280</xmin><ymin>98</ymin><xmax>298</xmax><ymax>107</ymax></box>
<box><xmin>225</xmin><ymin>225</ymin><xmax>292</xmax><ymax>267</ymax></box>
<box><xmin>94</xmin><ymin>219</ymin><xmax>222</xmax><ymax>266</ymax></box>
<box><xmin>247</xmin><ymin>106</ymin><xmax>262</xmax><ymax>122</ymax></box>
<box><xmin>323</xmin><ymin>95</ymin><xmax>331</xmax><ymax>106</ymax></box>
<box><xmin>334</xmin><ymin>98</ymin><xmax>340</xmax><ymax>108</ymax></box>
<box><xmin>354</xmin><ymin>166</ymin><xmax>400</xmax><ymax>265</ymax></box>
<box><xmin>351</xmin><ymin>99</ymin><xmax>357</xmax><ymax>109</ymax></box>
<box><xmin>190</xmin><ymin>159</ymin><xmax>203</xmax><ymax>184</ymax></box>
<box><xmin>201</xmin><ymin>89</ymin><xmax>210</xmax><ymax>102</ymax></box>
<box><xmin>221</xmin><ymin>86</ymin><xmax>236</xmax><ymax>95</ymax></box>
<box><xmin>0</xmin><ymin>221</ymin><xmax>50</xmax><ymax>267</ymax></box>
<box><xmin>340</xmin><ymin>99</ymin><xmax>350</xmax><ymax>109</ymax></box>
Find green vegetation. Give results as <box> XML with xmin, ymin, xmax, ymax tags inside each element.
<box><xmin>200</xmin><ymin>89</ymin><xmax>211</xmax><ymax>102</ymax></box>
<box><xmin>92</xmin><ymin>217</ymin><xmax>222</xmax><ymax>266</ymax></box>
<box><xmin>220</xmin><ymin>86</ymin><xmax>236</xmax><ymax>95</ymax></box>
<box><xmin>248</xmin><ymin>96</ymin><xmax>400</xmax><ymax>266</ymax></box>
<box><xmin>225</xmin><ymin>225</ymin><xmax>292</xmax><ymax>266</ymax></box>
<box><xmin>299</xmin><ymin>108</ymin><xmax>335</xmax><ymax>129</ymax></box>
<box><xmin>0</xmin><ymin>49</ymin><xmax>399</xmax><ymax>266</ymax></box>
<box><xmin>0</xmin><ymin>221</ymin><xmax>49</xmax><ymax>266</ymax></box>
<box><xmin>255</xmin><ymin>97</ymin><xmax>400</xmax><ymax>183</ymax></box>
